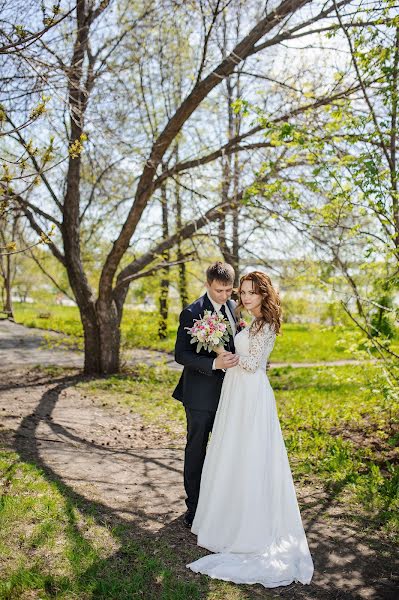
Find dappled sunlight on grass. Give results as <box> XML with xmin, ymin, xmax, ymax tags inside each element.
<box><xmin>272</xmin><ymin>365</ymin><xmax>399</xmax><ymax>537</ymax></box>
<box><xmin>80</xmin><ymin>363</ymin><xmax>399</xmax><ymax>540</ymax></box>
<box><xmin>0</xmin><ymin>450</ymin><xmax>201</xmax><ymax>600</ymax></box>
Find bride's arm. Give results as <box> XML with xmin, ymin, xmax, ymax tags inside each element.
<box><xmin>238</xmin><ymin>324</ymin><xmax>275</xmax><ymax>373</ymax></box>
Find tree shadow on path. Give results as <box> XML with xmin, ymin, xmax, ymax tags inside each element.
<box><xmin>3</xmin><ymin>371</ymin><xmax>397</xmax><ymax>600</ymax></box>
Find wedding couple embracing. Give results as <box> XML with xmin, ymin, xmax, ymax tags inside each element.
<box><xmin>172</xmin><ymin>261</ymin><xmax>314</xmax><ymax>589</ymax></box>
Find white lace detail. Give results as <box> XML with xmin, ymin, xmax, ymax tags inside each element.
<box><xmin>238</xmin><ymin>323</ymin><xmax>275</xmax><ymax>373</ymax></box>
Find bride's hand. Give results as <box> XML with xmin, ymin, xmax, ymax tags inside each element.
<box><xmin>215</xmin><ymin>352</ymin><xmax>239</xmax><ymax>370</ymax></box>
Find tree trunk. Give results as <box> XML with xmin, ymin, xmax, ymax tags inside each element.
<box><xmin>158</xmin><ymin>278</ymin><xmax>168</xmax><ymax>339</ymax></box>
<box><xmin>4</xmin><ymin>253</ymin><xmax>14</xmax><ymax>319</ymax></box>
<box><xmin>0</xmin><ymin>212</ymin><xmax>18</xmax><ymax>319</ymax></box>
<box><xmin>158</xmin><ymin>181</ymin><xmax>169</xmax><ymax>339</ymax></box>
<box><xmin>219</xmin><ymin>63</ymin><xmax>234</xmax><ymax>263</ymax></box>
<box><xmin>81</xmin><ymin>299</ymin><xmax>121</xmax><ymax>374</ymax></box>
<box><xmin>178</xmin><ymin>258</ymin><xmax>188</xmax><ymax>309</ymax></box>
<box><xmin>219</xmin><ymin>156</ymin><xmax>231</xmax><ymax>261</ymax></box>
<box><xmin>80</xmin><ymin>305</ymin><xmax>102</xmax><ymax>373</ymax></box>
<box><xmin>174</xmin><ymin>145</ymin><xmax>188</xmax><ymax>308</ymax></box>
<box><xmin>63</xmin><ymin>0</ymin><xmax>105</xmax><ymax>373</ymax></box>
<box><xmin>97</xmin><ymin>299</ymin><xmax>121</xmax><ymax>373</ymax></box>
<box><xmin>231</xmin><ymin>135</ymin><xmax>241</xmax><ymax>286</ymax></box>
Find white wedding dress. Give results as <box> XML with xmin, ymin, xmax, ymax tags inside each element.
<box><xmin>187</xmin><ymin>322</ymin><xmax>314</xmax><ymax>588</ymax></box>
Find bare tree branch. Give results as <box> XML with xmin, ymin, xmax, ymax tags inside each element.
<box><xmin>100</xmin><ymin>0</ymin><xmax>316</xmax><ymax>298</ymax></box>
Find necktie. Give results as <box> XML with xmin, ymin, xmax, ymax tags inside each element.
<box><xmin>220</xmin><ymin>304</ymin><xmax>228</xmax><ymax>320</ymax></box>
<box><xmin>220</xmin><ymin>304</ymin><xmax>233</xmax><ymax>351</ymax></box>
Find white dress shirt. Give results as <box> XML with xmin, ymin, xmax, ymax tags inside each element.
<box><xmin>206</xmin><ymin>292</ymin><xmax>236</xmax><ymax>370</ymax></box>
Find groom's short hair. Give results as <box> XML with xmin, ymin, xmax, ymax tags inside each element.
<box><xmin>206</xmin><ymin>261</ymin><xmax>235</xmax><ymax>284</ymax></box>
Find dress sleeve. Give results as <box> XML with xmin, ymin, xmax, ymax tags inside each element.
<box><xmin>238</xmin><ymin>324</ymin><xmax>276</xmax><ymax>373</ymax></box>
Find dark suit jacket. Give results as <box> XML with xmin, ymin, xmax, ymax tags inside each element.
<box><xmin>172</xmin><ymin>293</ymin><xmax>237</xmax><ymax>412</ymax></box>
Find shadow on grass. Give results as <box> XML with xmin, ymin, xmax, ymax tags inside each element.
<box><xmin>2</xmin><ymin>371</ymin><xmax>397</xmax><ymax>600</ymax></box>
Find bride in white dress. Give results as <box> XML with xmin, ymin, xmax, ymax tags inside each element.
<box><xmin>187</xmin><ymin>271</ymin><xmax>314</xmax><ymax>588</ymax></box>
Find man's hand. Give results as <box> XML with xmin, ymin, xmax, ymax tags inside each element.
<box><xmin>215</xmin><ymin>351</ymin><xmax>239</xmax><ymax>370</ymax></box>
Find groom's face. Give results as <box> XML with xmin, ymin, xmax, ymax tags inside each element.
<box><xmin>206</xmin><ymin>279</ymin><xmax>234</xmax><ymax>305</ymax></box>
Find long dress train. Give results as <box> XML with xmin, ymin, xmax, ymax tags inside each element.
<box><xmin>187</xmin><ymin>323</ymin><xmax>314</xmax><ymax>588</ymax></box>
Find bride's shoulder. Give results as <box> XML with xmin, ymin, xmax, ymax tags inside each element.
<box><xmin>249</xmin><ymin>321</ymin><xmax>276</xmax><ymax>340</ymax></box>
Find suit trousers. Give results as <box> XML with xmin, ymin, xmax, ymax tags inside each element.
<box><xmin>184</xmin><ymin>406</ymin><xmax>216</xmax><ymax>515</ymax></box>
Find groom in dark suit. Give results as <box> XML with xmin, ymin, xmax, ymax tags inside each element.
<box><xmin>173</xmin><ymin>262</ymin><xmax>239</xmax><ymax>528</ymax></box>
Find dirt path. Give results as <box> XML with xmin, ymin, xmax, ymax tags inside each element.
<box><xmin>1</xmin><ymin>319</ymin><xmax>366</xmax><ymax>370</ymax></box>
<box><xmin>1</xmin><ymin>319</ymin><xmax>397</xmax><ymax>599</ymax></box>
<box><xmin>0</xmin><ymin>364</ymin><xmax>397</xmax><ymax>599</ymax></box>
<box><xmin>0</xmin><ymin>318</ymin><xmax>178</xmax><ymax>370</ymax></box>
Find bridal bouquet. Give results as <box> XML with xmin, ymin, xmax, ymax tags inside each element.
<box><xmin>186</xmin><ymin>310</ymin><xmax>232</xmax><ymax>353</ymax></box>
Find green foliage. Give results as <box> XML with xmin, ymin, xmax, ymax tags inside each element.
<box><xmin>370</xmin><ymin>285</ymin><xmax>395</xmax><ymax>339</ymax></box>
<box><xmin>233</xmin><ymin>12</ymin><xmax>399</xmax><ymax>377</ymax></box>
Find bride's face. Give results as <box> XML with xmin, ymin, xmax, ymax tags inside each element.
<box><xmin>240</xmin><ymin>280</ymin><xmax>262</xmax><ymax>314</ymax></box>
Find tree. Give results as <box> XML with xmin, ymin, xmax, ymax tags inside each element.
<box><xmin>0</xmin><ymin>210</ymin><xmax>20</xmax><ymax>317</ymax></box>
<box><xmin>4</xmin><ymin>0</ymin><xmax>365</xmax><ymax>373</ymax></box>
<box><xmin>0</xmin><ymin>1</ymin><xmax>75</xmax><ymax>257</ymax></box>
<box><xmin>240</xmin><ymin>1</ymin><xmax>399</xmax><ymax>367</ymax></box>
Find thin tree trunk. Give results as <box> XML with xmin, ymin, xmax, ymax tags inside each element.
<box><xmin>390</xmin><ymin>27</ymin><xmax>399</xmax><ymax>250</ymax></box>
<box><xmin>219</xmin><ymin>65</ymin><xmax>234</xmax><ymax>264</ymax></box>
<box><xmin>0</xmin><ymin>213</ymin><xmax>19</xmax><ymax>319</ymax></box>
<box><xmin>4</xmin><ymin>253</ymin><xmax>13</xmax><ymax>319</ymax></box>
<box><xmin>219</xmin><ymin>154</ymin><xmax>231</xmax><ymax>261</ymax></box>
<box><xmin>231</xmin><ymin>104</ymin><xmax>241</xmax><ymax>286</ymax></box>
<box><xmin>158</xmin><ymin>181</ymin><xmax>169</xmax><ymax>339</ymax></box>
<box><xmin>174</xmin><ymin>145</ymin><xmax>188</xmax><ymax>308</ymax></box>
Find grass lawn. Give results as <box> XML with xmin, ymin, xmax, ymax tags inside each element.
<box><xmin>1</xmin><ymin>363</ymin><xmax>398</xmax><ymax>599</ymax></box>
<box><xmin>14</xmin><ymin>302</ymin><xmax>367</xmax><ymax>362</ymax></box>
<box><xmin>78</xmin><ymin>363</ymin><xmax>399</xmax><ymax>539</ymax></box>
<box><xmin>0</xmin><ymin>449</ymin><xmax>204</xmax><ymax>600</ymax></box>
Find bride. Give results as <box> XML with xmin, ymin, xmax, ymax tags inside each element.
<box><xmin>187</xmin><ymin>271</ymin><xmax>314</xmax><ymax>588</ymax></box>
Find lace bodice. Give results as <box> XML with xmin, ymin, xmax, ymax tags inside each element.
<box><xmin>235</xmin><ymin>323</ymin><xmax>276</xmax><ymax>373</ymax></box>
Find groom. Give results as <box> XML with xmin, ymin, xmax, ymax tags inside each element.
<box><xmin>173</xmin><ymin>261</ymin><xmax>239</xmax><ymax>528</ymax></box>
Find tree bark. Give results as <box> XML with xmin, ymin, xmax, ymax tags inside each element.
<box><xmin>4</xmin><ymin>253</ymin><xmax>13</xmax><ymax>319</ymax></box>
<box><xmin>174</xmin><ymin>145</ymin><xmax>188</xmax><ymax>308</ymax></box>
<box><xmin>95</xmin><ymin>298</ymin><xmax>121</xmax><ymax>374</ymax></box>
<box><xmin>80</xmin><ymin>303</ymin><xmax>101</xmax><ymax>373</ymax></box>
<box><xmin>62</xmin><ymin>0</ymin><xmax>112</xmax><ymax>374</ymax></box>
<box><xmin>219</xmin><ymin>48</ymin><xmax>241</xmax><ymax>284</ymax></box>
<box><xmin>231</xmin><ymin>129</ymin><xmax>241</xmax><ymax>286</ymax></box>
<box><xmin>79</xmin><ymin>299</ymin><xmax>121</xmax><ymax>374</ymax></box>
<box><xmin>158</xmin><ymin>181</ymin><xmax>169</xmax><ymax>339</ymax></box>
<box><xmin>0</xmin><ymin>212</ymin><xmax>19</xmax><ymax>319</ymax></box>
